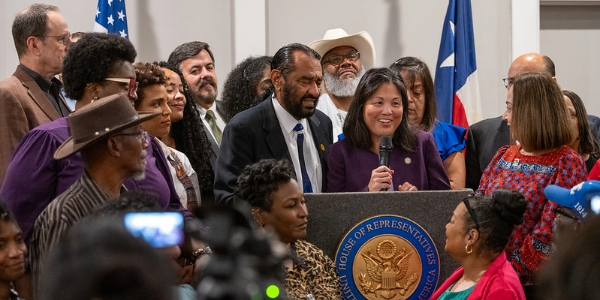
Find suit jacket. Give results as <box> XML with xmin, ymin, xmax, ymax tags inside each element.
<box><xmin>214</xmin><ymin>97</ymin><xmax>333</xmax><ymax>205</ymax></box>
<box><xmin>465</xmin><ymin>116</ymin><xmax>510</xmax><ymax>190</ymax></box>
<box><xmin>0</xmin><ymin>66</ymin><xmax>67</xmax><ymax>185</ymax></box>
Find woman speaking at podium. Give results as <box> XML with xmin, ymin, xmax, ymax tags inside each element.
<box><xmin>327</xmin><ymin>68</ymin><xmax>450</xmax><ymax>192</ymax></box>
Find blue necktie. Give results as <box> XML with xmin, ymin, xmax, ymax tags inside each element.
<box><xmin>294</xmin><ymin>123</ymin><xmax>313</xmax><ymax>193</ymax></box>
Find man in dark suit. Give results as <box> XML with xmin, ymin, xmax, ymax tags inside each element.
<box><xmin>0</xmin><ymin>4</ymin><xmax>71</xmax><ymax>185</ymax></box>
<box><xmin>214</xmin><ymin>43</ymin><xmax>333</xmax><ymax>205</ymax></box>
<box><xmin>465</xmin><ymin>53</ymin><xmax>600</xmax><ymax>190</ymax></box>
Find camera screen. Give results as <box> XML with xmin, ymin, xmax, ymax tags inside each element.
<box><xmin>124</xmin><ymin>212</ymin><xmax>184</xmax><ymax>248</ymax></box>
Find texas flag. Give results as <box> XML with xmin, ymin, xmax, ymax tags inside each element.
<box><xmin>434</xmin><ymin>0</ymin><xmax>481</xmax><ymax>129</ymax></box>
<box><xmin>93</xmin><ymin>0</ymin><xmax>129</xmax><ymax>40</ymax></box>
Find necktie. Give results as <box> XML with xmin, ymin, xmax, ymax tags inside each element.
<box><xmin>294</xmin><ymin>123</ymin><xmax>313</xmax><ymax>193</ymax></box>
<box><xmin>205</xmin><ymin>110</ymin><xmax>222</xmax><ymax>146</ymax></box>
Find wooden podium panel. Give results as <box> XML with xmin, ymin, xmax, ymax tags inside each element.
<box><xmin>305</xmin><ymin>190</ymin><xmax>473</xmax><ymax>286</ymax></box>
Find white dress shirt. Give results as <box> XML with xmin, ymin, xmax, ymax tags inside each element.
<box><xmin>316</xmin><ymin>93</ymin><xmax>347</xmax><ymax>142</ymax></box>
<box><xmin>272</xmin><ymin>96</ymin><xmax>322</xmax><ymax>192</ymax></box>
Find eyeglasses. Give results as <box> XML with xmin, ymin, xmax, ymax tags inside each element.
<box><xmin>502</xmin><ymin>77</ymin><xmax>514</xmax><ymax>89</ymax></box>
<box><xmin>322</xmin><ymin>52</ymin><xmax>360</xmax><ymax>66</ymax></box>
<box><xmin>462</xmin><ymin>194</ymin><xmax>480</xmax><ymax>230</ymax></box>
<box><xmin>114</xmin><ymin>130</ymin><xmax>148</xmax><ymax>144</ymax></box>
<box><xmin>555</xmin><ymin>207</ymin><xmax>580</xmax><ymax>222</ymax></box>
<box><xmin>104</xmin><ymin>78</ymin><xmax>139</xmax><ymax>99</ymax></box>
<box><xmin>36</xmin><ymin>33</ymin><xmax>72</xmax><ymax>46</ymax></box>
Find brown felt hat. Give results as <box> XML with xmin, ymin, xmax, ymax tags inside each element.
<box><xmin>54</xmin><ymin>93</ymin><xmax>159</xmax><ymax>160</ymax></box>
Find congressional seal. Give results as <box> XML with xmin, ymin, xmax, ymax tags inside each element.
<box><xmin>335</xmin><ymin>215</ymin><xmax>440</xmax><ymax>300</ymax></box>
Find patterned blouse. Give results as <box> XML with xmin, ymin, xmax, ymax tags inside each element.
<box><xmin>477</xmin><ymin>145</ymin><xmax>587</xmax><ymax>285</ymax></box>
<box><xmin>285</xmin><ymin>240</ymin><xmax>343</xmax><ymax>300</ymax></box>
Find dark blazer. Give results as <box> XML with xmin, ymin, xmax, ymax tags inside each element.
<box><xmin>0</xmin><ymin>66</ymin><xmax>67</xmax><ymax>185</ymax></box>
<box><xmin>214</xmin><ymin>97</ymin><xmax>333</xmax><ymax>205</ymax></box>
<box><xmin>465</xmin><ymin>116</ymin><xmax>510</xmax><ymax>190</ymax></box>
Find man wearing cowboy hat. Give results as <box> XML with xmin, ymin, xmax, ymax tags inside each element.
<box><xmin>309</xmin><ymin>28</ymin><xmax>376</xmax><ymax>141</ymax></box>
<box><xmin>29</xmin><ymin>93</ymin><xmax>159</xmax><ymax>288</ymax></box>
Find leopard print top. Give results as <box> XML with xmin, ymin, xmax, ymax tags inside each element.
<box><xmin>285</xmin><ymin>240</ymin><xmax>343</xmax><ymax>300</ymax></box>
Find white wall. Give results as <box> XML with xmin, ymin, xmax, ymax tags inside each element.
<box><xmin>1</xmin><ymin>1</ymin><xmax>597</xmax><ymax>120</ymax></box>
<box><xmin>540</xmin><ymin>4</ymin><xmax>600</xmax><ymax>116</ymax></box>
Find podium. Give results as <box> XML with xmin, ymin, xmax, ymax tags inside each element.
<box><xmin>305</xmin><ymin>189</ymin><xmax>472</xmax><ymax>294</ymax></box>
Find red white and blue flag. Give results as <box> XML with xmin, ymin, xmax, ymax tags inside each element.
<box><xmin>94</xmin><ymin>0</ymin><xmax>129</xmax><ymax>40</ymax></box>
<box><xmin>434</xmin><ymin>0</ymin><xmax>481</xmax><ymax>129</ymax></box>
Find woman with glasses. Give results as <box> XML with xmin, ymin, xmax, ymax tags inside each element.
<box><xmin>431</xmin><ymin>191</ymin><xmax>527</xmax><ymax>300</ymax></box>
<box><xmin>477</xmin><ymin>73</ymin><xmax>587</xmax><ymax>292</ymax></box>
<box><xmin>562</xmin><ymin>90</ymin><xmax>599</xmax><ymax>173</ymax></box>
<box><xmin>390</xmin><ymin>57</ymin><xmax>467</xmax><ymax>190</ymax></box>
<box><xmin>134</xmin><ymin>62</ymin><xmax>201</xmax><ymax>214</ymax></box>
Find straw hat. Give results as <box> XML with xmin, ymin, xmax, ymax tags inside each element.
<box><xmin>308</xmin><ymin>28</ymin><xmax>376</xmax><ymax>69</ymax></box>
<box><xmin>54</xmin><ymin>93</ymin><xmax>160</xmax><ymax>160</ymax></box>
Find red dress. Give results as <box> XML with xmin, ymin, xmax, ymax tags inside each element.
<box><xmin>477</xmin><ymin>145</ymin><xmax>587</xmax><ymax>285</ymax></box>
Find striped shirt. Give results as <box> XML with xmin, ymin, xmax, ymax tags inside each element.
<box><xmin>29</xmin><ymin>171</ymin><xmax>123</xmax><ymax>286</ymax></box>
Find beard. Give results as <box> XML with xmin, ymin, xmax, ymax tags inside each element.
<box><xmin>193</xmin><ymin>78</ymin><xmax>218</xmax><ymax>106</ymax></box>
<box><xmin>323</xmin><ymin>67</ymin><xmax>365</xmax><ymax>97</ymax></box>
<box><xmin>280</xmin><ymin>81</ymin><xmax>318</xmax><ymax>120</ymax></box>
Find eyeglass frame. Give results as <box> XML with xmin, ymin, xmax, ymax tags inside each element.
<box><xmin>555</xmin><ymin>207</ymin><xmax>581</xmax><ymax>222</ymax></box>
<box><xmin>502</xmin><ymin>77</ymin><xmax>514</xmax><ymax>89</ymax></box>
<box><xmin>35</xmin><ymin>33</ymin><xmax>72</xmax><ymax>46</ymax></box>
<box><xmin>322</xmin><ymin>52</ymin><xmax>361</xmax><ymax>67</ymax></box>
<box><xmin>462</xmin><ymin>194</ymin><xmax>480</xmax><ymax>231</ymax></box>
<box><xmin>104</xmin><ymin>78</ymin><xmax>139</xmax><ymax>99</ymax></box>
<box><xmin>112</xmin><ymin>129</ymin><xmax>148</xmax><ymax>144</ymax></box>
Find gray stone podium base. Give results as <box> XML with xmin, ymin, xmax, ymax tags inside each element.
<box><xmin>305</xmin><ymin>189</ymin><xmax>473</xmax><ymax>287</ymax></box>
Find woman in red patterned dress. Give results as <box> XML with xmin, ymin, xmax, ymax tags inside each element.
<box><xmin>477</xmin><ymin>73</ymin><xmax>587</xmax><ymax>293</ymax></box>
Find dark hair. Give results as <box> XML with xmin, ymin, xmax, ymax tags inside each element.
<box><xmin>235</xmin><ymin>159</ymin><xmax>296</xmax><ymax>212</ymax></box>
<box><xmin>271</xmin><ymin>43</ymin><xmax>321</xmax><ymax>79</ymax></box>
<box><xmin>511</xmin><ymin>73</ymin><xmax>573</xmax><ymax>152</ymax></box>
<box><xmin>95</xmin><ymin>192</ymin><xmax>160</xmax><ymax>217</ymax></box>
<box><xmin>133</xmin><ymin>62</ymin><xmax>168</xmax><ymax>109</ymax></box>
<box><xmin>63</xmin><ymin>33</ymin><xmax>137</xmax><ymax>100</ymax></box>
<box><xmin>538</xmin><ymin>214</ymin><xmax>600</xmax><ymax>300</ymax></box>
<box><xmin>154</xmin><ymin>61</ymin><xmax>215</xmax><ymax>193</ymax></box>
<box><xmin>344</xmin><ymin>68</ymin><xmax>417</xmax><ymax>151</ymax></box>
<box><xmin>389</xmin><ymin>57</ymin><xmax>438</xmax><ymax>132</ymax></box>
<box><xmin>167</xmin><ymin>41</ymin><xmax>215</xmax><ymax>71</ymax></box>
<box><xmin>0</xmin><ymin>201</ymin><xmax>17</xmax><ymax>223</ymax></box>
<box><xmin>38</xmin><ymin>217</ymin><xmax>175</xmax><ymax>300</ymax></box>
<box><xmin>12</xmin><ymin>4</ymin><xmax>59</xmax><ymax>58</ymax></box>
<box><xmin>563</xmin><ymin>90</ymin><xmax>599</xmax><ymax>157</ymax></box>
<box><xmin>222</xmin><ymin>56</ymin><xmax>273</xmax><ymax>122</ymax></box>
<box><xmin>463</xmin><ymin>190</ymin><xmax>526</xmax><ymax>255</ymax></box>
<box><xmin>543</xmin><ymin>55</ymin><xmax>556</xmax><ymax>77</ymax></box>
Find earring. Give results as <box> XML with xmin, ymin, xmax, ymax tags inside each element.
<box><xmin>251</xmin><ymin>209</ymin><xmax>264</xmax><ymax>227</ymax></box>
<box><xmin>91</xmin><ymin>96</ymin><xmax>98</xmax><ymax>103</ymax></box>
<box><xmin>465</xmin><ymin>244</ymin><xmax>473</xmax><ymax>254</ymax></box>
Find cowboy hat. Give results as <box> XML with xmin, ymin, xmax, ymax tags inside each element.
<box><xmin>54</xmin><ymin>93</ymin><xmax>160</xmax><ymax>160</ymax></box>
<box><xmin>308</xmin><ymin>28</ymin><xmax>376</xmax><ymax>69</ymax></box>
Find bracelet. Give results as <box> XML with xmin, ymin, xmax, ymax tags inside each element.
<box><xmin>191</xmin><ymin>246</ymin><xmax>212</xmax><ymax>260</ymax></box>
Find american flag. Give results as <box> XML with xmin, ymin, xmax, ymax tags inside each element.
<box><xmin>93</xmin><ymin>0</ymin><xmax>129</xmax><ymax>39</ymax></box>
<box><xmin>434</xmin><ymin>0</ymin><xmax>481</xmax><ymax>129</ymax></box>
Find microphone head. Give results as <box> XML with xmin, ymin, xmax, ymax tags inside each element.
<box><xmin>380</xmin><ymin>136</ymin><xmax>393</xmax><ymax>150</ymax></box>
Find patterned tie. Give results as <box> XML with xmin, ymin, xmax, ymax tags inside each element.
<box><xmin>205</xmin><ymin>110</ymin><xmax>222</xmax><ymax>146</ymax></box>
<box><xmin>293</xmin><ymin>123</ymin><xmax>313</xmax><ymax>193</ymax></box>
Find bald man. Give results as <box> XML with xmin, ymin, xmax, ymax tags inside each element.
<box><xmin>465</xmin><ymin>53</ymin><xmax>599</xmax><ymax>190</ymax></box>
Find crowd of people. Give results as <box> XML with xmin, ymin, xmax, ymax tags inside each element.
<box><xmin>0</xmin><ymin>3</ymin><xmax>599</xmax><ymax>300</ymax></box>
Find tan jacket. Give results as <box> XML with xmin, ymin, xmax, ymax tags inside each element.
<box><xmin>0</xmin><ymin>66</ymin><xmax>68</xmax><ymax>185</ymax></box>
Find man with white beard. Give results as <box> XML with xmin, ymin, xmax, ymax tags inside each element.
<box><xmin>309</xmin><ymin>28</ymin><xmax>376</xmax><ymax>141</ymax></box>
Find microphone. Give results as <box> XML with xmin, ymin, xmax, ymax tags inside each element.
<box><xmin>379</xmin><ymin>136</ymin><xmax>393</xmax><ymax>191</ymax></box>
